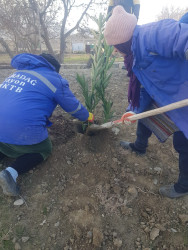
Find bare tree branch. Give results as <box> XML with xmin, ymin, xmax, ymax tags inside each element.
<box><xmin>0</xmin><ymin>37</ymin><xmax>14</xmax><ymax>58</ymax></box>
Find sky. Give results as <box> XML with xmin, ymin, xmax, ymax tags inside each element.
<box><xmin>64</xmin><ymin>0</ymin><xmax>188</xmax><ymax>31</ymax></box>
<box><xmin>138</xmin><ymin>0</ymin><xmax>188</xmax><ymax>24</ymax></box>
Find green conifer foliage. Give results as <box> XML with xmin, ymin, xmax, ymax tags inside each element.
<box><xmin>76</xmin><ymin>13</ymin><xmax>115</xmax><ymax>123</ymax></box>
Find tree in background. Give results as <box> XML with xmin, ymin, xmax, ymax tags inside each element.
<box><xmin>0</xmin><ymin>0</ymin><xmax>108</xmax><ymax>62</ymax></box>
<box><xmin>28</xmin><ymin>0</ymin><xmax>61</xmax><ymax>57</ymax></box>
<box><xmin>59</xmin><ymin>0</ymin><xmax>93</xmax><ymax>63</ymax></box>
<box><xmin>0</xmin><ymin>0</ymin><xmax>26</xmax><ymax>57</ymax></box>
<box><xmin>0</xmin><ymin>0</ymin><xmax>56</xmax><ymax>56</ymax></box>
<box><xmin>156</xmin><ymin>6</ymin><xmax>188</xmax><ymax>21</ymax></box>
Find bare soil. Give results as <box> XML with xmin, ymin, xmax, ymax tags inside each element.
<box><xmin>0</xmin><ymin>68</ymin><xmax>188</xmax><ymax>250</ymax></box>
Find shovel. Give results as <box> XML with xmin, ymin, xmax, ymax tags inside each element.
<box><xmin>87</xmin><ymin>99</ymin><xmax>188</xmax><ymax>132</ymax></box>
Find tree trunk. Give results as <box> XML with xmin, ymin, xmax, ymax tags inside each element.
<box><xmin>59</xmin><ymin>0</ymin><xmax>94</xmax><ymax>64</ymax></box>
<box><xmin>40</xmin><ymin>16</ymin><xmax>55</xmax><ymax>57</ymax></box>
<box><xmin>0</xmin><ymin>38</ymin><xmax>14</xmax><ymax>58</ymax></box>
<box><xmin>59</xmin><ymin>29</ymin><xmax>66</xmax><ymax>63</ymax></box>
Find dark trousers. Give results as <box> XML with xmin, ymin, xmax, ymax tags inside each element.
<box><xmin>0</xmin><ymin>153</ymin><xmax>44</xmax><ymax>175</ymax></box>
<box><xmin>134</xmin><ymin>121</ymin><xmax>188</xmax><ymax>192</ymax></box>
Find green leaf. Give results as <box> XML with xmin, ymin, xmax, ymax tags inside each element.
<box><xmin>76</xmin><ymin>12</ymin><xmax>115</xmax><ymax>123</ymax></box>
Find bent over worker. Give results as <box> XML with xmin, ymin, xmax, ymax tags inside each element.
<box><xmin>0</xmin><ymin>53</ymin><xmax>94</xmax><ymax>196</ymax></box>
<box><xmin>104</xmin><ymin>6</ymin><xmax>188</xmax><ymax>199</ymax></box>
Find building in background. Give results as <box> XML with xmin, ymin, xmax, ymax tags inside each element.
<box><xmin>66</xmin><ymin>33</ymin><xmax>96</xmax><ymax>54</ymax></box>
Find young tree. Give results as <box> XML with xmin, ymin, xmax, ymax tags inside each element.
<box><xmin>76</xmin><ymin>13</ymin><xmax>115</xmax><ymax>123</ymax></box>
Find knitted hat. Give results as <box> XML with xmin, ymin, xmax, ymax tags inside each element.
<box><xmin>40</xmin><ymin>53</ymin><xmax>61</xmax><ymax>73</ymax></box>
<box><xmin>104</xmin><ymin>6</ymin><xmax>137</xmax><ymax>46</ymax></box>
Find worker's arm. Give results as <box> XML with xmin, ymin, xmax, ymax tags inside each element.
<box><xmin>179</xmin><ymin>12</ymin><xmax>188</xmax><ymax>60</ymax></box>
<box><xmin>54</xmin><ymin>79</ymin><xmax>90</xmax><ymax>121</ymax></box>
<box><xmin>137</xmin><ymin>19</ymin><xmax>188</xmax><ymax>61</ymax></box>
<box><xmin>179</xmin><ymin>12</ymin><xmax>188</xmax><ymax>24</ymax></box>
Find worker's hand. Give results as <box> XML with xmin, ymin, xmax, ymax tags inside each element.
<box><xmin>87</xmin><ymin>112</ymin><xmax>94</xmax><ymax>123</ymax></box>
<box><xmin>121</xmin><ymin>111</ymin><xmax>136</xmax><ymax>124</ymax></box>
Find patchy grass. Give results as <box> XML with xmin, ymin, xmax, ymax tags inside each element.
<box><xmin>0</xmin><ymin>226</ymin><xmax>13</xmax><ymax>250</ymax></box>
<box><xmin>64</xmin><ymin>53</ymin><xmax>123</xmax><ymax>63</ymax></box>
<box><xmin>14</xmin><ymin>225</ymin><xmax>25</xmax><ymax>238</ymax></box>
<box><xmin>0</xmin><ymin>54</ymin><xmax>11</xmax><ymax>64</ymax></box>
<box><xmin>115</xmin><ymin>56</ymin><xmax>124</xmax><ymax>62</ymax></box>
<box><xmin>42</xmin><ymin>206</ymin><xmax>48</xmax><ymax>216</ymax></box>
<box><xmin>0</xmin><ymin>53</ymin><xmax>91</xmax><ymax>64</ymax></box>
<box><xmin>64</xmin><ymin>53</ymin><xmax>90</xmax><ymax>63</ymax></box>
<box><xmin>1</xmin><ymin>240</ymin><xmax>14</xmax><ymax>250</ymax></box>
<box><xmin>0</xmin><ymin>53</ymin><xmax>123</xmax><ymax>65</ymax></box>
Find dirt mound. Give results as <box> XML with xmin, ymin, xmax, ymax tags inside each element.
<box><xmin>49</xmin><ymin>115</ymin><xmax>76</xmax><ymax>145</ymax></box>
<box><xmin>0</xmin><ymin>68</ymin><xmax>187</xmax><ymax>250</ymax></box>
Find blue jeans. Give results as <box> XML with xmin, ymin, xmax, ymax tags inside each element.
<box><xmin>173</xmin><ymin>131</ymin><xmax>188</xmax><ymax>192</ymax></box>
<box><xmin>134</xmin><ymin>121</ymin><xmax>152</xmax><ymax>152</ymax></box>
<box><xmin>135</xmin><ymin>121</ymin><xmax>188</xmax><ymax>192</ymax></box>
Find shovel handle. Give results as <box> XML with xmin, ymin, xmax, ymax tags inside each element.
<box><xmin>88</xmin><ymin>99</ymin><xmax>188</xmax><ymax>131</ymax></box>
<box><xmin>129</xmin><ymin>99</ymin><xmax>188</xmax><ymax>121</ymax></box>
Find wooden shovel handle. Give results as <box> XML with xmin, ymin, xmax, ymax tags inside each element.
<box><xmin>129</xmin><ymin>99</ymin><xmax>188</xmax><ymax>121</ymax></box>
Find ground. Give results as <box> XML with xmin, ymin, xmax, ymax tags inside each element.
<box><xmin>0</xmin><ymin>68</ymin><xmax>188</xmax><ymax>250</ymax></box>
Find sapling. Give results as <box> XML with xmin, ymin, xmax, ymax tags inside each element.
<box><xmin>76</xmin><ymin>13</ymin><xmax>115</xmax><ymax>125</ymax></box>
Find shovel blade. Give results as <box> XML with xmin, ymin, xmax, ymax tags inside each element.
<box><xmin>86</xmin><ymin>121</ymin><xmax>114</xmax><ymax>132</ymax></box>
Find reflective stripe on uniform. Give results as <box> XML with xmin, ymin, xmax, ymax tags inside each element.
<box><xmin>16</xmin><ymin>70</ymin><xmax>57</xmax><ymax>93</ymax></box>
<box><xmin>68</xmin><ymin>102</ymin><xmax>82</xmax><ymax>115</ymax></box>
<box><xmin>109</xmin><ymin>0</ymin><xmax>114</xmax><ymax>6</ymax></box>
<box><xmin>133</xmin><ymin>0</ymin><xmax>140</xmax><ymax>5</ymax></box>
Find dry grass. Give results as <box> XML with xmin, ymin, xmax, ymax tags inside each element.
<box><xmin>0</xmin><ymin>53</ymin><xmax>123</xmax><ymax>65</ymax></box>
<box><xmin>0</xmin><ymin>54</ymin><xmax>11</xmax><ymax>64</ymax></box>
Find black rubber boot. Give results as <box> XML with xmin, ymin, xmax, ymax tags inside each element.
<box><xmin>159</xmin><ymin>184</ymin><xmax>188</xmax><ymax>199</ymax></box>
<box><xmin>120</xmin><ymin>141</ymin><xmax>146</xmax><ymax>155</ymax></box>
